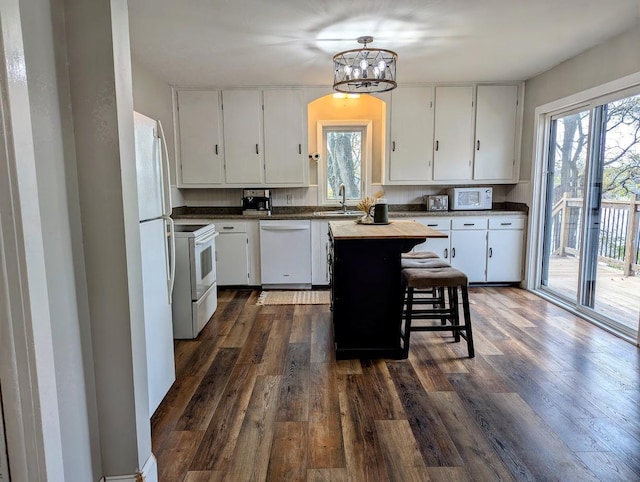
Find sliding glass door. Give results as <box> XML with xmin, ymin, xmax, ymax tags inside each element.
<box><xmin>540</xmin><ymin>93</ymin><xmax>640</xmax><ymax>339</ymax></box>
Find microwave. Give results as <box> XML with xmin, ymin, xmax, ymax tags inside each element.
<box><xmin>448</xmin><ymin>187</ymin><xmax>493</xmax><ymax>210</ymax></box>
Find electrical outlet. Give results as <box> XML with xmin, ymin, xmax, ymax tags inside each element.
<box><xmin>286</xmin><ymin>194</ymin><xmax>293</xmax><ymax>205</ymax></box>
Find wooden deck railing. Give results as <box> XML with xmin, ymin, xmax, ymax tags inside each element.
<box><xmin>550</xmin><ymin>193</ymin><xmax>640</xmax><ymax>276</ymax></box>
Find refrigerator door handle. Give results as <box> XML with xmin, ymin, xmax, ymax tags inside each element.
<box><xmin>164</xmin><ymin>216</ymin><xmax>176</xmax><ymax>304</ymax></box>
<box><xmin>157</xmin><ymin>120</ymin><xmax>173</xmax><ymax>218</ymax></box>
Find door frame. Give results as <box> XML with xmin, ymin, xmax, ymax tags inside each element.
<box><xmin>0</xmin><ymin>10</ymin><xmax>63</xmax><ymax>480</ymax></box>
<box><xmin>528</xmin><ymin>71</ymin><xmax>640</xmax><ymax>346</ymax></box>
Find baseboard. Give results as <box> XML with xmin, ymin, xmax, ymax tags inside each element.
<box><xmin>101</xmin><ymin>453</ymin><xmax>157</xmax><ymax>482</ymax></box>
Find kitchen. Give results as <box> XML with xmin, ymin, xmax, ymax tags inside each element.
<box><xmin>1</xmin><ymin>1</ymin><xmax>639</xmax><ymax>481</ymax></box>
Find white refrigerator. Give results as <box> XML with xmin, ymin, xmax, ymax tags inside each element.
<box><xmin>133</xmin><ymin>111</ymin><xmax>176</xmax><ymax>416</ymax></box>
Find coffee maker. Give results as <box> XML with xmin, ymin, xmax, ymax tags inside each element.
<box><xmin>242</xmin><ymin>188</ymin><xmax>272</xmax><ymax>216</ymax></box>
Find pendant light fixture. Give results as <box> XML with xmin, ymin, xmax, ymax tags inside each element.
<box><xmin>333</xmin><ymin>36</ymin><xmax>397</xmax><ymax>94</ymax></box>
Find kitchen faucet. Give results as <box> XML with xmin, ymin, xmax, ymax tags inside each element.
<box><xmin>338</xmin><ymin>183</ymin><xmax>346</xmax><ymax>212</ymax></box>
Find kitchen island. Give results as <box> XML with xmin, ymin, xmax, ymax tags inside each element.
<box><xmin>329</xmin><ymin>220</ymin><xmax>447</xmax><ymax>359</ymax></box>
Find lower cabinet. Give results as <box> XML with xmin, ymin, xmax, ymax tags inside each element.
<box><xmin>486</xmin><ymin>217</ymin><xmax>525</xmax><ymax>282</ymax></box>
<box><xmin>410</xmin><ymin>215</ymin><xmax>526</xmax><ymax>284</ymax></box>
<box><xmin>412</xmin><ymin>217</ymin><xmax>451</xmax><ymax>261</ymax></box>
<box><xmin>213</xmin><ymin>221</ymin><xmax>250</xmax><ymax>285</ymax></box>
<box><xmin>311</xmin><ymin>220</ymin><xmax>330</xmax><ymax>285</ymax></box>
<box><xmin>450</xmin><ymin>217</ymin><xmax>489</xmax><ymax>283</ymax></box>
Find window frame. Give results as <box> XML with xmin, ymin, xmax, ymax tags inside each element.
<box><xmin>317</xmin><ymin>120</ymin><xmax>373</xmax><ymax>206</ymax></box>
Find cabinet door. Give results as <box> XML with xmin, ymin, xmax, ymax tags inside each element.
<box><xmin>433</xmin><ymin>86</ymin><xmax>474</xmax><ymax>181</ymax></box>
<box><xmin>450</xmin><ymin>229</ymin><xmax>487</xmax><ymax>283</ymax></box>
<box><xmin>412</xmin><ymin>217</ymin><xmax>451</xmax><ymax>260</ymax></box>
<box><xmin>263</xmin><ymin>89</ymin><xmax>306</xmax><ymax>185</ymax></box>
<box><xmin>215</xmin><ymin>232</ymin><xmax>249</xmax><ymax>285</ymax></box>
<box><xmin>388</xmin><ymin>86</ymin><xmax>433</xmax><ymax>182</ymax></box>
<box><xmin>311</xmin><ymin>220</ymin><xmax>330</xmax><ymax>285</ymax></box>
<box><xmin>487</xmin><ymin>228</ymin><xmax>524</xmax><ymax>282</ymax></box>
<box><xmin>474</xmin><ymin>85</ymin><xmax>518</xmax><ymax>181</ymax></box>
<box><xmin>177</xmin><ymin>90</ymin><xmax>224</xmax><ymax>185</ymax></box>
<box><xmin>222</xmin><ymin>90</ymin><xmax>264</xmax><ymax>184</ymax></box>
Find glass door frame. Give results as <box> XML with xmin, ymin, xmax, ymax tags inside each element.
<box><xmin>528</xmin><ymin>77</ymin><xmax>640</xmax><ymax>345</ymax></box>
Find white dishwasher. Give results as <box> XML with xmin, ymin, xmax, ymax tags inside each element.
<box><xmin>259</xmin><ymin>220</ymin><xmax>312</xmax><ymax>288</ymax></box>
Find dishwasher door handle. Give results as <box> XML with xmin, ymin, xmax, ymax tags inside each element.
<box><xmin>261</xmin><ymin>225</ymin><xmax>310</xmax><ymax>231</ymax></box>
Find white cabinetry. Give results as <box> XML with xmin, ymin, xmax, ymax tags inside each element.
<box><xmin>222</xmin><ymin>90</ymin><xmax>264</xmax><ymax>184</ymax></box>
<box><xmin>486</xmin><ymin>216</ymin><xmax>525</xmax><ymax>282</ymax></box>
<box><xmin>213</xmin><ymin>221</ymin><xmax>250</xmax><ymax>285</ymax></box>
<box><xmin>177</xmin><ymin>90</ymin><xmax>224</xmax><ymax>185</ymax></box>
<box><xmin>412</xmin><ymin>217</ymin><xmax>451</xmax><ymax>261</ymax></box>
<box><xmin>473</xmin><ymin>85</ymin><xmax>518</xmax><ymax>181</ymax></box>
<box><xmin>259</xmin><ymin>220</ymin><xmax>312</xmax><ymax>287</ymax></box>
<box><xmin>311</xmin><ymin>220</ymin><xmax>330</xmax><ymax>285</ymax></box>
<box><xmin>388</xmin><ymin>86</ymin><xmax>434</xmax><ymax>183</ymax></box>
<box><xmin>450</xmin><ymin>217</ymin><xmax>488</xmax><ymax>283</ymax></box>
<box><xmin>433</xmin><ymin>86</ymin><xmax>474</xmax><ymax>181</ymax></box>
<box><xmin>263</xmin><ymin>89</ymin><xmax>306</xmax><ymax>185</ymax></box>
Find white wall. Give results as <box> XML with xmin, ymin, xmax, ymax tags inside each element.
<box><xmin>131</xmin><ymin>59</ymin><xmax>184</xmax><ymax>207</ymax></box>
<box><xmin>519</xmin><ymin>24</ymin><xmax>640</xmax><ymax>185</ymax></box>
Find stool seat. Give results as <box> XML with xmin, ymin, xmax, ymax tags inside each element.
<box><xmin>401</xmin><ymin>258</ymin><xmax>451</xmax><ymax>270</ymax></box>
<box><xmin>403</xmin><ymin>266</ymin><xmax>466</xmax><ymax>287</ymax></box>
<box><xmin>401</xmin><ymin>251</ymin><xmax>439</xmax><ymax>259</ymax></box>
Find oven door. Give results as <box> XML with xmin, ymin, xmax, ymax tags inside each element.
<box><xmin>191</xmin><ymin>230</ymin><xmax>218</xmax><ymax>300</ymax></box>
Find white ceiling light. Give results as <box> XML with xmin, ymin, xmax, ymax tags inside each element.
<box><xmin>333</xmin><ymin>36</ymin><xmax>397</xmax><ymax>94</ymax></box>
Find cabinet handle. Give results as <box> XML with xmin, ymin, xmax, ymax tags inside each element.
<box><xmin>500</xmin><ymin>222</ymin><xmax>512</xmax><ymax>226</ymax></box>
<box><xmin>427</xmin><ymin>224</ymin><xmax>438</xmax><ymax>227</ymax></box>
<box><xmin>444</xmin><ymin>248</ymin><xmax>448</xmax><ymax>259</ymax></box>
<box><xmin>215</xmin><ymin>144</ymin><xmax>219</xmax><ymax>155</ymax></box>
<box><xmin>476</xmin><ymin>140</ymin><xmax>480</xmax><ymax>151</ymax></box>
<box><xmin>298</xmin><ymin>144</ymin><xmax>301</xmax><ymax>154</ymax></box>
<box><xmin>222</xmin><ymin>226</ymin><xmax>234</xmax><ymax>230</ymax></box>
<box><xmin>451</xmin><ymin>247</ymin><xmax>455</xmax><ymax>258</ymax></box>
<box><xmin>463</xmin><ymin>223</ymin><xmax>475</xmax><ymax>226</ymax></box>
<box><xmin>489</xmin><ymin>247</ymin><xmax>493</xmax><ymax>258</ymax></box>
<box><xmin>392</xmin><ymin>141</ymin><xmax>396</xmax><ymax>152</ymax></box>
<box><xmin>256</xmin><ymin>144</ymin><xmax>259</xmax><ymax>155</ymax></box>
<box><xmin>435</xmin><ymin>140</ymin><xmax>439</xmax><ymax>151</ymax></box>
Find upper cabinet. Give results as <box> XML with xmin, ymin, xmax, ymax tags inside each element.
<box><xmin>222</xmin><ymin>89</ymin><xmax>264</xmax><ymax>184</ymax></box>
<box><xmin>433</xmin><ymin>85</ymin><xmax>474</xmax><ymax>181</ymax></box>
<box><xmin>387</xmin><ymin>86</ymin><xmax>434</xmax><ymax>183</ymax></box>
<box><xmin>177</xmin><ymin>90</ymin><xmax>224</xmax><ymax>185</ymax></box>
<box><xmin>263</xmin><ymin>89</ymin><xmax>306</xmax><ymax>185</ymax></box>
<box><xmin>473</xmin><ymin>85</ymin><xmax>518</xmax><ymax>181</ymax></box>
<box><xmin>175</xmin><ymin>88</ymin><xmax>308</xmax><ymax>188</ymax></box>
<box><xmin>384</xmin><ymin>83</ymin><xmax>522</xmax><ymax>185</ymax></box>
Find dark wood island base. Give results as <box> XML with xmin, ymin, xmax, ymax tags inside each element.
<box><xmin>329</xmin><ymin>221</ymin><xmax>447</xmax><ymax>360</ymax></box>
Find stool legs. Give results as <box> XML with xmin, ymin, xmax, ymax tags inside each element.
<box><xmin>402</xmin><ymin>284</ymin><xmax>475</xmax><ymax>358</ymax></box>
<box><xmin>460</xmin><ymin>286</ymin><xmax>475</xmax><ymax>358</ymax></box>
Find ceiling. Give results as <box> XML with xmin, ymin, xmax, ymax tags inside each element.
<box><xmin>128</xmin><ymin>0</ymin><xmax>640</xmax><ymax>88</ymax></box>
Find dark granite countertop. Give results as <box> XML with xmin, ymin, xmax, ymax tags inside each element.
<box><xmin>172</xmin><ymin>203</ymin><xmax>527</xmax><ymax>221</ymax></box>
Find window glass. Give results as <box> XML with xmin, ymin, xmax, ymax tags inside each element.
<box><xmin>325</xmin><ymin>129</ymin><xmax>363</xmax><ymax>201</ymax></box>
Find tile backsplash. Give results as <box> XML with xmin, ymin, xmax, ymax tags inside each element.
<box><xmin>174</xmin><ymin>184</ymin><xmax>510</xmax><ymax>208</ymax></box>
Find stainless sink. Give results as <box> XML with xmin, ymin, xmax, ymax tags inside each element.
<box><xmin>313</xmin><ymin>210</ymin><xmax>364</xmax><ymax>217</ymax></box>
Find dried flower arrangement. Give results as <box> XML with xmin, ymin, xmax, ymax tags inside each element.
<box><xmin>357</xmin><ymin>190</ymin><xmax>385</xmax><ymax>216</ymax></box>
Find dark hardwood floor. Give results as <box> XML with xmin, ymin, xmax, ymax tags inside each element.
<box><xmin>151</xmin><ymin>287</ymin><xmax>640</xmax><ymax>481</ymax></box>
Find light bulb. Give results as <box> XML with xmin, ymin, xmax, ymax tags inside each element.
<box><xmin>373</xmin><ymin>66</ymin><xmax>380</xmax><ymax>78</ymax></box>
<box><xmin>377</xmin><ymin>60</ymin><xmax>386</xmax><ymax>71</ymax></box>
<box><xmin>359</xmin><ymin>59</ymin><xmax>368</xmax><ymax>71</ymax></box>
<box><xmin>353</xmin><ymin>68</ymin><xmax>361</xmax><ymax>79</ymax></box>
<box><xmin>343</xmin><ymin>65</ymin><xmax>352</xmax><ymax>75</ymax></box>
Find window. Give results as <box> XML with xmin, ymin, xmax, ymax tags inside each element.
<box><xmin>317</xmin><ymin>120</ymin><xmax>372</xmax><ymax>206</ymax></box>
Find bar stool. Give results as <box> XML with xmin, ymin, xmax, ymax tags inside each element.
<box><xmin>401</xmin><ymin>266</ymin><xmax>475</xmax><ymax>358</ymax></box>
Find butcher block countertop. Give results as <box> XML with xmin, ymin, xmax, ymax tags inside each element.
<box><xmin>329</xmin><ymin>220</ymin><xmax>447</xmax><ymax>240</ymax></box>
